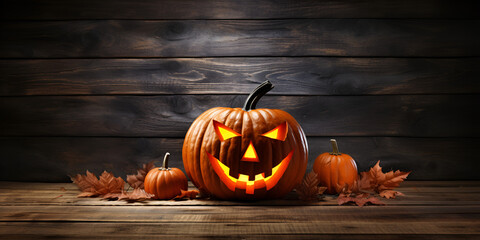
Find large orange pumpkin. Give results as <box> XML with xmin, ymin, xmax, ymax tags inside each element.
<box><xmin>312</xmin><ymin>139</ymin><xmax>358</xmax><ymax>194</ymax></box>
<box><xmin>182</xmin><ymin>81</ymin><xmax>308</xmax><ymax>200</ymax></box>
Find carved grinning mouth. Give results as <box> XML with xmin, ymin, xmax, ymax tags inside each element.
<box><xmin>206</xmin><ymin>150</ymin><xmax>294</xmax><ymax>195</ymax></box>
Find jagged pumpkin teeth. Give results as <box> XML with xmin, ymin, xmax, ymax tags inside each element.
<box><xmin>183</xmin><ymin>80</ymin><xmax>308</xmax><ymax>200</ymax></box>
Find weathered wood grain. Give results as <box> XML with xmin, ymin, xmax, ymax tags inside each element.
<box><xmin>1</xmin><ymin>188</ymin><xmax>479</xmax><ymax>206</ymax></box>
<box><xmin>0</xmin><ymin>221</ymin><xmax>478</xmax><ymax>236</ymax></box>
<box><xmin>1</xmin><ymin>20</ymin><xmax>479</xmax><ymax>58</ymax></box>
<box><xmin>0</xmin><ymin>182</ymin><xmax>478</xmax><ymax>239</ymax></box>
<box><xmin>1</xmin><ymin>205</ymin><xmax>479</xmax><ymax>222</ymax></box>
<box><xmin>0</xmin><ymin>233</ymin><xmax>476</xmax><ymax>240</ymax></box>
<box><xmin>0</xmin><ymin>137</ymin><xmax>477</xmax><ymax>182</ymax></box>
<box><xmin>1</xmin><ymin>0</ymin><xmax>478</xmax><ymax>20</ymax></box>
<box><xmin>0</xmin><ymin>95</ymin><xmax>477</xmax><ymax>137</ymax></box>
<box><xmin>1</xmin><ymin>58</ymin><xmax>478</xmax><ymax>96</ymax></box>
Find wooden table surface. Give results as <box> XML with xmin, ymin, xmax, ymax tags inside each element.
<box><xmin>0</xmin><ymin>181</ymin><xmax>479</xmax><ymax>239</ymax></box>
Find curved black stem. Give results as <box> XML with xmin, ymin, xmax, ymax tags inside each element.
<box><xmin>242</xmin><ymin>80</ymin><xmax>274</xmax><ymax>111</ymax></box>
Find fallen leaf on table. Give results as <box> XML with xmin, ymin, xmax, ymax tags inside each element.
<box><xmin>71</xmin><ymin>170</ymin><xmax>125</xmax><ymax>198</ymax></box>
<box><xmin>173</xmin><ymin>190</ymin><xmax>199</xmax><ymax>200</ymax></box>
<box><xmin>96</xmin><ymin>171</ymin><xmax>125</xmax><ymax>195</ymax></box>
<box><xmin>71</xmin><ymin>170</ymin><xmax>101</xmax><ymax>197</ymax></box>
<box><xmin>379</xmin><ymin>190</ymin><xmax>405</xmax><ymax>199</ymax></box>
<box><xmin>126</xmin><ymin>161</ymin><xmax>156</xmax><ymax>189</ymax></box>
<box><xmin>337</xmin><ymin>193</ymin><xmax>385</xmax><ymax>207</ymax></box>
<box><xmin>118</xmin><ymin>188</ymin><xmax>155</xmax><ymax>202</ymax></box>
<box><xmin>360</xmin><ymin>160</ymin><xmax>410</xmax><ymax>198</ymax></box>
<box><xmin>102</xmin><ymin>193</ymin><xmax>122</xmax><ymax>200</ymax></box>
<box><xmin>295</xmin><ymin>171</ymin><xmax>327</xmax><ymax>201</ymax></box>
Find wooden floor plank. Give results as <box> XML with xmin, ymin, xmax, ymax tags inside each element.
<box><xmin>0</xmin><ymin>181</ymin><xmax>478</xmax><ymax>239</ymax></box>
<box><xmin>0</xmin><ymin>205</ymin><xmax>478</xmax><ymax>223</ymax></box>
<box><xmin>0</xmin><ymin>221</ymin><xmax>478</xmax><ymax>235</ymax></box>
<box><xmin>0</xmin><ymin>234</ymin><xmax>477</xmax><ymax>240</ymax></box>
<box><xmin>0</xmin><ymin>182</ymin><xmax>479</xmax><ymax>207</ymax></box>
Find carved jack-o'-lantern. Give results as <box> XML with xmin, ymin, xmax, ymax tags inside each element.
<box><xmin>182</xmin><ymin>81</ymin><xmax>308</xmax><ymax>200</ymax></box>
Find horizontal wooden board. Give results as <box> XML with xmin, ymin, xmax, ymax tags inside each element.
<box><xmin>1</xmin><ymin>205</ymin><xmax>479</xmax><ymax>222</ymax></box>
<box><xmin>0</xmin><ymin>182</ymin><xmax>478</xmax><ymax>239</ymax></box>
<box><xmin>0</xmin><ymin>188</ymin><xmax>480</xmax><ymax>207</ymax></box>
<box><xmin>0</xmin><ymin>95</ymin><xmax>477</xmax><ymax>137</ymax></box>
<box><xmin>0</xmin><ymin>233</ymin><xmax>476</xmax><ymax>240</ymax></box>
<box><xmin>1</xmin><ymin>20</ymin><xmax>479</xmax><ymax>58</ymax></box>
<box><xmin>4</xmin><ymin>181</ymin><xmax>480</xmax><ymax>193</ymax></box>
<box><xmin>1</xmin><ymin>0</ymin><xmax>479</xmax><ymax>19</ymax></box>
<box><xmin>1</xmin><ymin>58</ymin><xmax>478</xmax><ymax>96</ymax></box>
<box><xmin>1</xmin><ymin>221</ymin><xmax>478</xmax><ymax>236</ymax></box>
<box><xmin>0</xmin><ymin>137</ymin><xmax>478</xmax><ymax>182</ymax></box>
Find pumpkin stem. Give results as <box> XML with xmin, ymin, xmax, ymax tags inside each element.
<box><xmin>161</xmin><ymin>152</ymin><xmax>170</xmax><ymax>169</ymax></box>
<box><xmin>243</xmin><ymin>80</ymin><xmax>274</xmax><ymax>111</ymax></box>
<box><xmin>330</xmin><ymin>139</ymin><xmax>341</xmax><ymax>155</ymax></box>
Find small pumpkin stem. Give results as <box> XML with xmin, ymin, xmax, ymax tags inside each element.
<box><xmin>330</xmin><ymin>139</ymin><xmax>341</xmax><ymax>155</ymax></box>
<box><xmin>161</xmin><ymin>152</ymin><xmax>170</xmax><ymax>169</ymax></box>
<box><xmin>243</xmin><ymin>80</ymin><xmax>274</xmax><ymax>111</ymax></box>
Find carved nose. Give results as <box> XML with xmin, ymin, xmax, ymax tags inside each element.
<box><xmin>241</xmin><ymin>141</ymin><xmax>259</xmax><ymax>162</ymax></box>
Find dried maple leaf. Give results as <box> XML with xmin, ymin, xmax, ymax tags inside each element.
<box><xmin>127</xmin><ymin>161</ymin><xmax>156</xmax><ymax>189</ymax></box>
<box><xmin>102</xmin><ymin>193</ymin><xmax>122</xmax><ymax>200</ymax></box>
<box><xmin>71</xmin><ymin>170</ymin><xmax>125</xmax><ymax>198</ymax></box>
<box><xmin>173</xmin><ymin>190</ymin><xmax>199</xmax><ymax>200</ymax></box>
<box><xmin>337</xmin><ymin>193</ymin><xmax>385</xmax><ymax>207</ymax></box>
<box><xmin>361</xmin><ymin>160</ymin><xmax>410</xmax><ymax>198</ymax></box>
<box><xmin>71</xmin><ymin>170</ymin><xmax>101</xmax><ymax>197</ymax></box>
<box><xmin>295</xmin><ymin>172</ymin><xmax>326</xmax><ymax>201</ymax></box>
<box><xmin>118</xmin><ymin>188</ymin><xmax>155</xmax><ymax>202</ymax></box>
<box><xmin>379</xmin><ymin>190</ymin><xmax>405</xmax><ymax>199</ymax></box>
<box><xmin>96</xmin><ymin>171</ymin><xmax>125</xmax><ymax>195</ymax></box>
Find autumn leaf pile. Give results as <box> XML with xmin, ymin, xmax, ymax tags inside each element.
<box><xmin>296</xmin><ymin>160</ymin><xmax>410</xmax><ymax>206</ymax></box>
<box><xmin>71</xmin><ymin>161</ymin><xmax>198</xmax><ymax>202</ymax></box>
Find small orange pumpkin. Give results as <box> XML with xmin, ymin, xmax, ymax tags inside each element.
<box><xmin>144</xmin><ymin>152</ymin><xmax>188</xmax><ymax>199</ymax></box>
<box><xmin>312</xmin><ymin>139</ymin><xmax>358</xmax><ymax>194</ymax></box>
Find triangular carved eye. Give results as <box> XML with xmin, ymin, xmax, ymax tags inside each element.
<box><xmin>261</xmin><ymin>122</ymin><xmax>288</xmax><ymax>141</ymax></box>
<box><xmin>213</xmin><ymin>120</ymin><xmax>241</xmax><ymax>141</ymax></box>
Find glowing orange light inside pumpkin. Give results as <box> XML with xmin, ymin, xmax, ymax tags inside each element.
<box><xmin>213</xmin><ymin>120</ymin><xmax>241</xmax><ymax>141</ymax></box>
<box><xmin>262</xmin><ymin>122</ymin><xmax>288</xmax><ymax>141</ymax></box>
<box><xmin>242</xmin><ymin>141</ymin><xmax>259</xmax><ymax>162</ymax></box>
<box><xmin>206</xmin><ymin>150</ymin><xmax>294</xmax><ymax>194</ymax></box>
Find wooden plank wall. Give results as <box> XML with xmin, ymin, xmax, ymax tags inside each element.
<box><xmin>0</xmin><ymin>0</ymin><xmax>479</xmax><ymax>182</ymax></box>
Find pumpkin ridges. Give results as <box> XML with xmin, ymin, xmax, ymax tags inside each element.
<box><xmin>280</xmin><ymin>109</ymin><xmax>308</xmax><ymax>197</ymax></box>
<box><xmin>224</xmin><ymin>109</ymin><xmax>243</xmax><ymax>181</ymax></box>
<box><xmin>313</xmin><ymin>141</ymin><xmax>358</xmax><ymax>194</ymax></box>
<box><xmin>182</xmin><ymin>82</ymin><xmax>308</xmax><ymax>200</ymax></box>
<box><xmin>255</xmin><ymin>109</ymin><xmax>273</xmax><ymax>179</ymax></box>
<box><xmin>200</xmin><ymin>108</ymin><xmax>232</xmax><ymax>199</ymax></box>
<box><xmin>188</xmin><ymin>107</ymin><xmax>228</xmax><ymax>195</ymax></box>
<box><xmin>145</xmin><ymin>153</ymin><xmax>188</xmax><ymax>200</ymax></box>
<box><xmin>243</xmin><ymin>110</ymin><xmax>260</xmax><ymax>179</ymax></box>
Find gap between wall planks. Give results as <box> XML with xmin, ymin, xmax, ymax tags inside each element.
<box><xmin>0</xmin><ymin>1</ymin><xmax>478</xmax><ymax>182</ymax></box>
<box><xmin>1</xmin><ymin>0</ymin><xmax>479</xmax><ymax>19</ymax></box>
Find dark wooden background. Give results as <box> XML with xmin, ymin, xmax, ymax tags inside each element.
<box><xmin>0</xmin><ymin>0</ymin><xmax>479</xmax><ymax>182</ymax></box>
